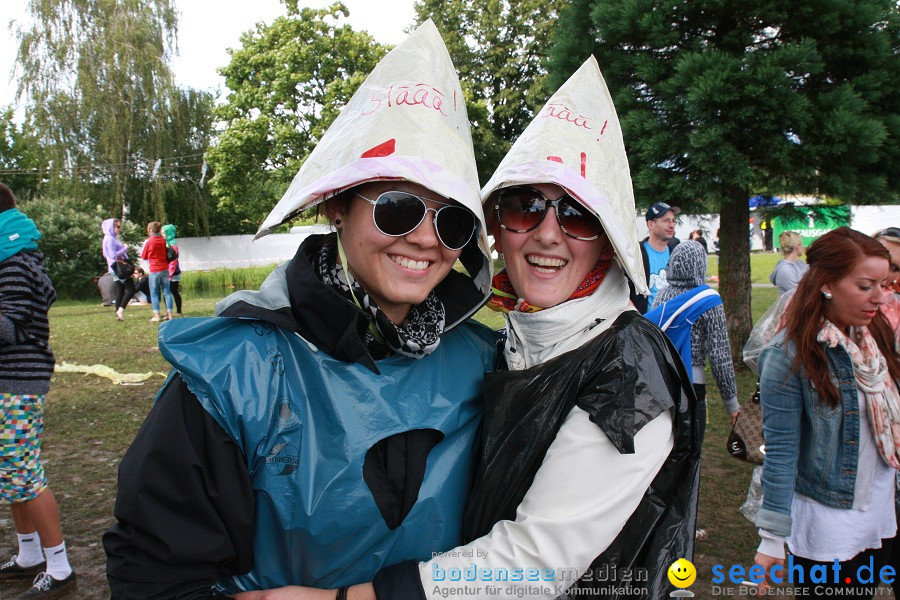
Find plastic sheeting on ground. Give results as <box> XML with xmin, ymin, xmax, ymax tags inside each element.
<box><xmin>55</xmin><ymin>361</ymin><xmax>167</xmax><ymax>385</ymax></box>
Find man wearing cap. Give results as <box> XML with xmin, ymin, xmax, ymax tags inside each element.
<box><xmin>640</xmin><ymin>202</ymin><xmax>681</xmax><ymax>310</ymax></box>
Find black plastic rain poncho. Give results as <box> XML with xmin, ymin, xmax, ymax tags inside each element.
<box><xmin>462</xmin><ymin>311</ymin><xmax>701</xmax><ymax>599</ymax></box>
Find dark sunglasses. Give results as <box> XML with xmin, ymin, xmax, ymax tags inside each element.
<box><xmin>353</xmin><ymin>191</ymin><xmax>477</xmax><ymax>251</ymax></box>
<box><xmin>877</xmin><ymin>227</ymin><xmax>900</xmax><ymax>242</ymax></box>
<box><xmin>495</xmin><ymin>188</ymin><xmax>604</xmax><ymax>241</ymax></box>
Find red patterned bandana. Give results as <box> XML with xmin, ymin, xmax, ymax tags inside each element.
<box><xmin>487</xmin><ymin>258</ymin><xmax>612</xmax><ymax>314</ymax></box>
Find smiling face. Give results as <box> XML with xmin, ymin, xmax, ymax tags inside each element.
<box><xmin>329</xmin><ymin>181</ymin><xmax>465</xmax><ymax>324</ymax></box>
<box><xmin>667</xmin><ymin>559</ymin><xmax>696</xmax><ymax>588</ymax></box>
<box><xmin>822</xmin><ymin>255</ymin><xmax>890</xmax><ymax>332</ymax></box>
<box><xmin>496</xmin><ymin>183</ymin><xmax>612</xmax><ymax>309</ymax></box>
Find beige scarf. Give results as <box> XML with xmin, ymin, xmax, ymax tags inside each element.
<box><xmin>817</xmin><ymin>320</ymin><xmax>900</xmax><ymax>469</ymax></box>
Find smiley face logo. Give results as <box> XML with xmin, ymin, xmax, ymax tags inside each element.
<box><xmin>667</xmin><ymin>558</ymin><xmax>696</xmax><ymax>588</ymax></box>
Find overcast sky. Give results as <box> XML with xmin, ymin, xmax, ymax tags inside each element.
<box><xmin>0</xmin><ymin>0</ymin><xmax>417</xmax><ymax>110</ymax></box>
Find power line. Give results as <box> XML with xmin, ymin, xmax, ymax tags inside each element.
<box><xmin>0</xmin><ymin>155</ymin><xmax>209</xmax><ymax>177</ymax></box>
<box><xmin>0</xmin><ymin>151</ymin><xmax>209</xmax><ymax>175</ymax></box>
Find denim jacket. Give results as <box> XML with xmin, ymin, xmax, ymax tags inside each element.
<box><xmin>754</xmin><ymin>328</ymin><xmax>861</xmax><ymax>538</ymax></box>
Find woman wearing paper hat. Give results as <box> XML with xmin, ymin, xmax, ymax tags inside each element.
<box><xmin>267</xmin><ymin>57</ymin><xmax>701</xmax><ymax>600</ymax></box>
<box><xmin>104</xmin><ymin>21</ymin><xmax>498</xmax><ymax>598</ymax></box>
<box><xmin>425</xmin><ymin>54</ymin><xmax>701</xmax><ymax>600</ymax></box>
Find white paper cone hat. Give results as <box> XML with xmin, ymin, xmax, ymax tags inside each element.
<box><xmin>255</xmin><ymin>20</ymin><xmax>490</xmax><ymax>312</ymax></box>
<box><xmin>482</xmin><ymin>56</ymin><xmax>647</xmax><ymax>295</ymax></box>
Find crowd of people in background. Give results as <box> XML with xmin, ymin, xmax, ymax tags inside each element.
<box><xmin>100</xmin><ymin>218</ymin><xmax>182</xmax><ymax>322</ymax></box>
<box><xmin>641</xmin><ymin>213</ymin><xmax>898</xmax><ymax>596</ymax></box>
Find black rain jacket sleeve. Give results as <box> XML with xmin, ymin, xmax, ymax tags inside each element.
<box><xmin>104</xmin><ymin>373</ymin><xmax>254</xmax><ymax>599</ymax></box>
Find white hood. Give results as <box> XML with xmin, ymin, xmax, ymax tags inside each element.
<box><xmin>481</xmin><ymin>55</ymin><xmax>647</xmax><ymax>296</ymax></box>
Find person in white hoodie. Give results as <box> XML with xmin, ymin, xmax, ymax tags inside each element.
<box><xmin>247</xmin><ymin>56</ymin><xmax>701</xmax><ymax>600</ymax></box>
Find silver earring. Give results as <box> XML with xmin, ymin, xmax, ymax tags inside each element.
<box><xmin>822</xmin><ymin>291</ymin><xmax>833</xmax><ymax>300</ymax></box>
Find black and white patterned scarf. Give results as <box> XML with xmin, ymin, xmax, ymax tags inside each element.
<box><xmin>313</xmin><ymin>240</ymin><xmax>445</xmax><ymax>358</ymax></box>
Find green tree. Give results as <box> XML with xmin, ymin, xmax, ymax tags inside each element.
<box><xmin>413</xmin><ymin>0</ymin><xmax>567</xmax><ymax>182</ymax></box>
<box><xmin>125</xmin><ymin>87</ymin><xmax>219</xmax><ymax>237</ymax></box>
<box><xmin>0</xmin><ymin>108</ymin><xmax>46</xmax><ymax>199</ymax></box>
<box><xmin>19</xmin><ymin>195</ymin><xmax>106</xmax><ymax>299</ymax></box>
<box><xmin>549</xmin><ymin>0</ymin><xmax>900</xmax><ymax>358</ymax></box>
<box><xmin>207</xmin><ymin>2</ymin><xmax>388</xmax><ymax>233</ymax></box>
<box><xmin>13</xmin><ymin>0</ymin><xmax>217</xmax><ymax>233</ymax></box>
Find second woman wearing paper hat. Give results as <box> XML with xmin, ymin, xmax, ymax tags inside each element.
<box><xmin>425</xmin><ymin>54</ymin><xmax>701</xmax><ymax>600</ymax></box>
<box><xmin>104</xmin><ymin>20</ymin><xmax>498</xmax><ymax>598</ymax></box>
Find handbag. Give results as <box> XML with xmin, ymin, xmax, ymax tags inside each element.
<box><xmin>727</xmin><ymin>382</ymin><xmax>766</xmax><ymax>465</ymax></box>
<box><xmin>111</xmin><ymin>258</ymin><xmax>135</xmax><ymax>280</ymax></box>
<box><xmin>166</xmin><ymin>245</ymin><xmax>178</xmax><ymax>262</ymax></box>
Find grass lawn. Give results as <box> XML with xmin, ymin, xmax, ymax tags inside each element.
<box><xmin>706</xmin><ymin>251</ymin><xmax>783</xmax><ymax>284</ymax></box>
<box><xmin>2</xmin><ymin>257</ymin><xmax>887</xmax><ymax>599</ymax></box>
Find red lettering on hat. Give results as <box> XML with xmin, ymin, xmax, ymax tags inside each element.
<box><xmin>363</xmin><ymin>83</ymin><xmax>456</xmax><ymax>117</ymax></box>
<box><xmin>384</xmin><ymin>83</ymin><xmax>451</xmax><ymax>116</ymax></box>
<box><xmin>546</xmin><ymin>153</ymin><xmax>589</xmax><ymax>175</ymax></box>
<box><xmin>362</xmin><ymin>92</ymin><xmax>382</xmax><ymax>116</ymax></box>
<box><xmin>541</xmin><ymin>103</ymin><xmax>592</xmax><ymax>130</ymax></box>
<box><xmin>361</xmin><ymin>139</ymin><xmax>396</xmax><ymax>158</ymax></box>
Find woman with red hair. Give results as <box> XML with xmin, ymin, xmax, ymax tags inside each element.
<box><xmin>754</xmin><ymin>227</ymin><xmax>898</xmax><ymax>597</ymax></box>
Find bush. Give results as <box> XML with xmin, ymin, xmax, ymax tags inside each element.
<box><xmin>180</xmin><ymin>266</ymin><xmax>276</xmax><ymax>297</ymax></box>
<box><xmin>18</xmin><ymin>196</ymin><xmax>107</xmax><ymax>299</ymax></box>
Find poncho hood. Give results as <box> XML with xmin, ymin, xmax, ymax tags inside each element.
<box><xmin>0</xmin><ymin>208</ymin><xmax>41</xmax><ymax>263</ymax></box>
<box><xmin>481</xmin><ymin>56</ymin><xmax>647</xmax><ymax>297</ymax></box>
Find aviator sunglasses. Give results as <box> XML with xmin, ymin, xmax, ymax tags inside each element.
<box><xmin>495</xmin><ymin>187</ymin><xmax>604</xmax><ymax>241</ymax></box>
<box><xmin>353</xmin><ymin>191</ymin><xmax>477</xmax><ymax>251</ymax></box>
<box><xmin>876</xmin><ymin>227</ymin><xmax>900</xmax><ymax>243</ymax></box>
